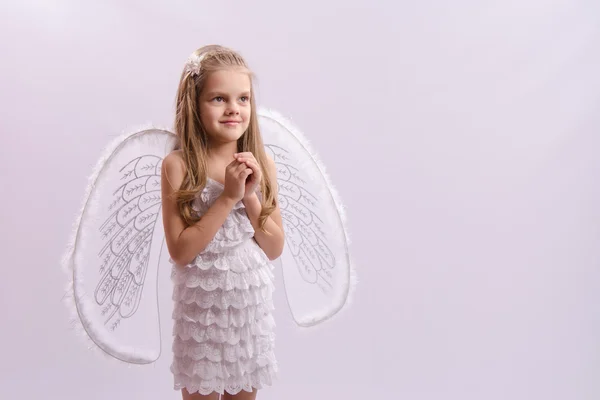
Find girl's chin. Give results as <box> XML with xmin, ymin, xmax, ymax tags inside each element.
<box><xmin>208</xmin><ymin>129</ymin><xmax>246</xmax><ymax>143</ymax></box>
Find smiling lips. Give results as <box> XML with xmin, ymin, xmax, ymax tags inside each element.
<box><xmin>221</xmin><ymin>120</ymin><xmax>241</xmax><ymax>126</ymax></box>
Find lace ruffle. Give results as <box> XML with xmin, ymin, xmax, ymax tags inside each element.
<box><xmin>173</xmin><ymin>282</ymin><xmax>273</xmax><ymax>310</ymax></box>
<box><xmin>172</xmin><ymin>333</ymin><xmax>275</xmax><ymax>362</ymax></box>
<box><xmin>172</xmin><ymin>302</ymin><xmax>273</xmax><ymax>329</ymax></box>
<box><xmin>173</xmin><ymin>314</ymin><xmax>275</xmax><ymax>345</ymax></box>
<box><xmin>172</xmin><ymin>262</ymin><xmax>274</xmax><ymax>292</ymax></box>
<box><xmin>172</xmin><ymin>352</ymin><xmax>277</xmax><ymax>379</ymax></box>
<box><xmin>203</xmin><ymin>208</ymin><xmax>254</xmax><ymax>253</ymax></box>
<box><xmin>172</xmin><ymin>360</ymin><xmax>277</xmax><ymax>396</ymax></box>
<box><xmin>189</xmin><ymin>240</ymin><xmax>270</xmax><ymax>272</ymax></box>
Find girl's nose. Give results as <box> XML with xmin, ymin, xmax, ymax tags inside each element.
<box><xmin>226</xmin><ymin>102</ymin><xmax>240</xmax><ymax>115</ymax></box>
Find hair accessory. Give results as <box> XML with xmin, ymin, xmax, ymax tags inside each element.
<box><xmin>184</xmin><ymin>53</ymin><xmax>206</xmax><ymax>76</ymax></box>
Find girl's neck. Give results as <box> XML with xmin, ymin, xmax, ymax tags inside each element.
<box><xmin>206</xmin><ymin>140</ymin><xmax>238</xmax><ymax>162</ymax></box>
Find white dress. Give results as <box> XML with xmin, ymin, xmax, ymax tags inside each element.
<box><xmin>170</xmin><ymin>178</ymin><xmax>278</xmax><ymax>395</ymax></box>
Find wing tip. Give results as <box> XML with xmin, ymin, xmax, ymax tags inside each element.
<box><xmin>290</xmin><ymin>258</ymin><xmax>359</xmax><ymax>330</ymax></box>
<box><xmin>61</xmin><ymin>276</ymin><xmax>160</xmax><ymax>366</ymax></box>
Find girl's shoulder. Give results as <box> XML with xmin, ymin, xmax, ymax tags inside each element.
<box><xmin>166</xmin><ymin>148</ymin><xmax>184</xmax><ymax>158</ymax></box>
<box><xmin>162</xmin><ymin>149</ymin><xmax>187</xmax><ymax>181</ymax></box>
<box><xmin>163</xmin><ymin>149</ymin><xmax>185</xmax><ymax>166</ymax></box>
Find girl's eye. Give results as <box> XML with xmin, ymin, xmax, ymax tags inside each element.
<box><xmin>214</xmin><ymin>96</ymin><xmax>224</xmax><ymax>102</ymax></box>
<box><xmin>240</xmin><ymin>96</ymin><xmax>249</xmax><ymax>102</ymax></box>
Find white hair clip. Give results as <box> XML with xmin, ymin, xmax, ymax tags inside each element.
<box><xmin>184</xmin><ymin>53</ymin><xmax>206</xmax><ymax>76</ymax></box>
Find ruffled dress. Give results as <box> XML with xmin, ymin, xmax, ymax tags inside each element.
<box><xmin>170</xmin><ymin>178</ymin><xmax>277</xmax><ymax>395</ymax></box>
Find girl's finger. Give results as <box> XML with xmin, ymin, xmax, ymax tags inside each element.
<box><xmin>233</xmin><ymin>162</ymin><xmax>247</xmax><ymax>176</ymax></box>
<box><xmin>227</xmin><ymin>158</ymin><xmax>242</xmax><ymax>169</ymax></box>
<box><xmin>241</xmin><ymin>168</ymin><xmax>253</xmax><ymax>179</ymax></box>
<box><xmin>243</xmin><ymin>159</ymin><xmax>260</xmax><ymax>172</ymax></box>
<box><xmin>236</xmin><ymin>153</ymin><xmax>256</xmax><ymax>163</ymax></box>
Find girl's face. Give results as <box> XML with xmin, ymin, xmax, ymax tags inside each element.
<box><xmin>199</xmin><ymin>68</ymin><xmax>252</xmax><ymax>146</ymax></box>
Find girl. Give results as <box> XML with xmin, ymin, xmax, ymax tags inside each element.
<box><xmin>161</xmin><ymin>45</ymin><xmax>284</xmax><ymax>400</ymax></box>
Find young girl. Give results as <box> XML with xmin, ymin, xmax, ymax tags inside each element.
<box><xmin>161</xmin><ymin>45</ymin><xmax>284</xmax><ymax>400</ymax></box>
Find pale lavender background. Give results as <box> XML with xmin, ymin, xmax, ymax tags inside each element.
<box><xmin>1</xmin><ymin>1</ymin><xmax>599</xmax><ymax>399</ymax></box>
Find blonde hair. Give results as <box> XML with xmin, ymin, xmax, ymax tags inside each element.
<box><xmin>172</xmin><ymin>44</ymin><xmax>276</xmax><ymax>231</ymax></box>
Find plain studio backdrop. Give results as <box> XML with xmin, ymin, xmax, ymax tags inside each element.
<box><xmin>1</xmin><ymin>1</ymin><xmax>599</xmax><ymax>399</ymax></box>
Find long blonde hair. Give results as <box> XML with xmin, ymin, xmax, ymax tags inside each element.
<box><xmin>172</xmin><ymin>45</ymin><xmax>276</xmax><ymax>231</ymax></box>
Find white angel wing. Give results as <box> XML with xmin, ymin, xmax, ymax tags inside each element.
<box><xmin>62</xmin><ymin>127</ymin><xmax>176</xmax><ymax>364</ymax></box>
<box><xmin>257</xmin><ymin>108</ymin><xmax>356</xmax><ymax>327</ymax></box>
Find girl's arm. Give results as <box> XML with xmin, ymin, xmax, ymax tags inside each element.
<box><xmin>161</xmin><ymin>152</ymin><xmax>237</xmax><ymax>265</ymax></box>
<box><xmin>243</xmin><ymin>157</ymin><xmax>285</xmax><ymax>260</ymax></box>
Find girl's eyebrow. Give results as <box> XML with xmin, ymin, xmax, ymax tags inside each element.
<box><xmin>205</xmin><ymin>91</ymin><xmax>251</xmax><ymax>97</ymax></box>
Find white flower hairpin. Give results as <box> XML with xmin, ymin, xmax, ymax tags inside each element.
<box><xmin>184</xmin><ymin>53</ymin><xmax>206</xmax><ymax>76</ymax></box>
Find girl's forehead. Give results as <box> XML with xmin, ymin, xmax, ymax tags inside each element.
<box><xmin>204</xmin><ymin>69</ymin><xmax>251</xmax><ymax>92</ymax></box>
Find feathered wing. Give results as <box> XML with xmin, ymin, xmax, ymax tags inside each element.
<box><xmin>257</xmin><ymin>108</ymin><xmax>356</xmax><ymax>327</ymax></box>
<box><xmin>62</xmin><ymin>127</ymin><xmax>177</xmax><ymax>364</ymax></box>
